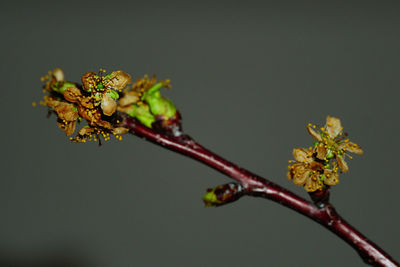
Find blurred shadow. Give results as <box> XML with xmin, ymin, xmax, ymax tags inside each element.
<box><xmin>0</xmin><ymin>250</ymin><xmax>91</xmax><ymax>267</ymax></box>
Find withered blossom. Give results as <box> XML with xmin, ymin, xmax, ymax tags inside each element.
<box><xmin>287</xmin><ymin>116</ymin><xmax>362</xmax><ymax>193</ymax></box>
<box><xmin>40</xmin><ymin>68</ymin><xmax>131</xmax><ymax>143</ymax></box>
<box><xmin>40</xmin><ymin>68</ymin><xmax>179</xmax><ymax>143</ymax></box>
<box><xmin>287</xmin><ymin>148</ymin><xmax>338</xmax><ymax>192</ymax></box>
<box><xmin>307</xmin><ymin>116</ymin><xmax>363</xmax><ymax>173</ymax></box>
<box><xmin>45</xmin><ymin>95</ymin><xmax>79</xmax><ymax>136</ymax></box>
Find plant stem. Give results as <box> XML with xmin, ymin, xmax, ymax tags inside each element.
<box><xmin>121</xmin><ymin>115</ymin><xmax>398</xmax><ymax>267</ymax></box>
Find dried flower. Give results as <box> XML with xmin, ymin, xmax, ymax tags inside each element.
<box><xmin>307</xmin><ymin>116</ymin><xmax>363</xmax><ymax>173</ymax></box>
<box><xmin>287</xmin><ymin>148</ymin><xmax>337</xmax><ymax>192</ymax></box>
<box><xmin>287</xmin><ymin>116</ymin><xmax>363</xmax><ymax>192</ymax></box>
<box><xmin>40</xmin><ymin>68</ymin><xmax>130</xmax><ymax>143</ymax></box>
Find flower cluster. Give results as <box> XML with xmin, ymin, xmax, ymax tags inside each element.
<box><xmin>287</xmin><ymin>116</ymin><xmax>363</xmax><ymax>192</ymax></box>
<box><xmin>40</xmin><ymin>68</ymin><xmax>131</xmax><ymax>143</ymax></box>
<box><xmin>39</xmin><ymin>68</ymin><xmax>180</xmax><ymax>143</ymax></box>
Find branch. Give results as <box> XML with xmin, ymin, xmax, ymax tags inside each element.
<box><xmin>122</xmin><ymin>114</ymin><xmax>399</xmax><ymax>267</ymax></box>
<box><xmin>38</xmin><ymin>68</ymin><xmax>398</xmax><ymax>266</ymax></box>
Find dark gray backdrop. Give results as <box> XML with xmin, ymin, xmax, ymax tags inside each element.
<box><xmin>1</xmin><ymin>1</ymin><xmax>399</xmax><ymax>266</ymax></box>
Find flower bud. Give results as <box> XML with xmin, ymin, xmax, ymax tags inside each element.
<box><xmin>128</xmin><ymin>104</ymin><xmax>155</xmax><ymax>128</ymax></box>
<box><xmin>144</xmin><ymin>88</ymin><xmax>177</xmax><ymax>119</ymax></box>
<box><xmin>202</xmin><ymin>183</ymin><xmax>244</xmax><ymax>207</ymax></box>
<box><xmin>52</xmin><ymin>82</ymin><xmax>77</xmax><ymax>94</ymax></box>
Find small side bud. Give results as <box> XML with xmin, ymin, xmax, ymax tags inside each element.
<box><xmin>202</xmin><ymin>183</ymin><xmax>244</xmax><ymax>207</ymax></box>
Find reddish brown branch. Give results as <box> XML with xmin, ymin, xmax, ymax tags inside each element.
<box><xmin>121</xmin><ymin>115</ymin><xmax>398</xmax><ymax>267</ymax></box>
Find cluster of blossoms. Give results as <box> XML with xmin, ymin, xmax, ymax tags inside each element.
<box><xmin>39</xmin><ymin>68</ymin><xmax>179</xmax><ymax>143</ymax></box>
<box><xmin>287</xmin><ymin>116</ymin><xmax>363</xmax><ymax>192</ymax></box>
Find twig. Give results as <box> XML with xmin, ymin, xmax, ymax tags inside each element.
<box><xmin>122</xmin><ymin>114</ymin><xmax>399</xmax><ymax>267</ymax></box>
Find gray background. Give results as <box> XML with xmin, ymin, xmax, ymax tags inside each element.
<box><xmin>1</xmin><ymin>1</ymin><xmax>399</xmax><ymax>266</ymax></box>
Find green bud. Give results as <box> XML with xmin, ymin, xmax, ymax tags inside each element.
<box><xmin>107</xmin><ymin>90</ymin><xmax>119</xmax><ymax>100</ymax></box>
<box><xmin>326</xmin><ymin>150</ymin><xmax>334</xmax><ymax>159</ymax></box>
<box><xmin>203</xmin><ymin>190</ymin><xmax>221</xmax><ymax>207</ymax></box>
<box><xmin>202</xmin><ymin>183</ymin><xmax>243</xmax><ymax>207</ymax></box>
<box><xmin>128</xmin><ymin>104</ymin><xmax>156</xmax><ymax>128</ymax></box>
<box><xmin>146</xmin><ymin>95</ymin><xmax>177</xmax><ymax>118</ymax></box>
<box><xmin>140</xmin><ymin>82</ymin><xmax>178</xmax><ymax>119</ymax></box>
<box><xmin>52</xmin><ymin>82</ymin><xmax>76</xmax><ymax>94</ymax></box>
<box><xmin>141</xmin><ymin>82</ymin><xmax>163</xmax><ymax>101</ymax></box>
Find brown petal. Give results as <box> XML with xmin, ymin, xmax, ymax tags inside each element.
<box><xmin>65</xmin><ymin>121</ymin><xmax>76</xmax><ymax>136</ymax></box>
<box><xmin>315</xmin><ymin>144</ymin><xmax>327</xmax><ymax>160</ymax></box>
<box><xmin>108</xmin><ymin>71</ymin><xmax>132</xmax><ymax>90</ymax></box>
<box><xmin>78</xmin><ymin>127</ymin><xmax>94</xmax><ymax>136</ymax></box>
<box><xmin>118</xmin><ymin>93</ymin><xmax>139</xmax><ymax>106</ymax></box>
<box><xmin>46</xmin><ymin>96</ymin><xmax>62</xmax><ymax>108</ymax></box>
<box><xmin>57</xmin><ymin>120</ymin><xmax>76</xmax><ymax>136</ymax></box>
<box><xmin>293</xmin><ymin>148</ymin><xmax>311</xmax><ymax>163</ymax></box>
<box><xmin>80</xmin><ymin>97</ymin><xmax>94</xmax><ymax>109</ymax></box>
<box><xmin>54</xmin><ymin>102</ymin><xmax>78</xmax><ymax>122</ymax></box>
<box><xmin>64</xmin><ymin>87</ymin><xmax>82</xmax><ymax>103</ymax></box>
<box><xmin>52</xmin><ymin>68</ymin><xmax>65</xmax><ymax>82</ymax></box>
<box><xmin>305</xmin><ymin>173</ymin><xmax>322</xmax><ymax>192</ymax></box>
<box><xmin>287</xmin><ymin>163</ymin><xmax>302</xmax><ymax>180</ymax></box>
<box><xmin>293</xmin><ymin>169</ymin><xmax>310</xmax><ymax>186</ymax></box>
<box><xmin>307</xmin><ymin>125</ymin><xmax>322</xmax><ymax>141</ymax></box>
<box><xmin>81</xmin><ymin>72</ymin><xmax>97</xmax><ymax>91</ymax></box>
<box><xmin>112</xmin><ymin>127</ymin><xmax>129</xmax><ymax>135</ymax></box>
<box><xmin>326</xmin><ymin>116</ymin><xmax>342</xmax><ymax>139</ymax></box>
<box><xmin>117</xmin><ymin>105</ymin><xmax>135</xmax><ymax>114</ymax></box>
<box><xmin>286</xmin><ymin>170</ymin><xmax>292</xmax><ymax>180</ymax></box>
<box><xmin>323</xmin><ymin>169</ymin><xmax>339</xmax><ymax>186</ymax></box>
<box><xmin>345</xmin><ymin>142</ymin><xmax>364</xmax><ymax>155</ymax></box>
<box><xmin>78</xmin><ymin>106</ymin><xmax>101</xmax><ymax>124</ymax></box>
<box><xmin>101</xmin><ymin>93</ymin><xmax>117</xmax><ymax>116</ymax></box>
<box><xmin>96</xmin><ymin>119</ymin><xmax>113</xmax><ymax>130</ymax></box>
<box><xmin>336</xmin><ymin>155</ymin><xmax>349</xmax><ymax>172</ymax></box>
